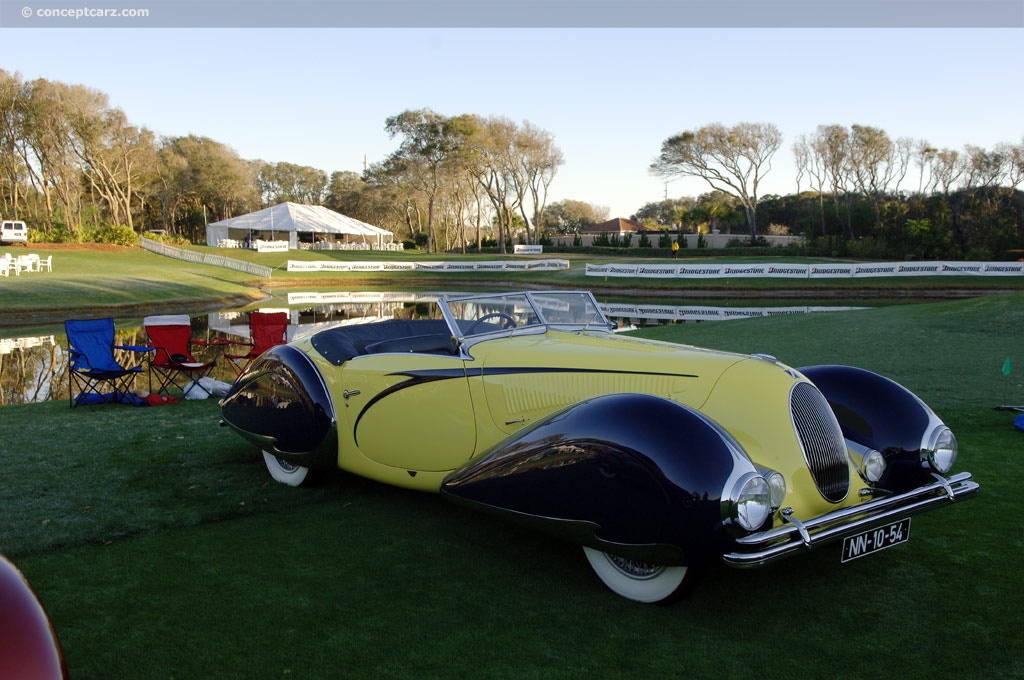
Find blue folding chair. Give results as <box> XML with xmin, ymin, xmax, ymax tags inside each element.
<box><xmin>65</xmin><ymin>318</ymin><xmax>151</xmax><ymax>408</ymax></box>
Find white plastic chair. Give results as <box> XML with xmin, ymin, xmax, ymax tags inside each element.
<box><xmin>2</xmin><ymin>253</ymin><xmax>21</xmax><ymax>276</ymax></box>
<box><xmin>36</xmin><ymin>255</ymin><xmax>52</xmax><ymax>272</ymax></box>
<box><xmin>16</xmin><ymin>254</ymin><xmax>36</xmax><ymax>273</ymax></box>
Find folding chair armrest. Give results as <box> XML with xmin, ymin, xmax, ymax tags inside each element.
<box><xmin>115</xmin><ymin>344</ymin><xmax>155</xmax><ymax>354</ymax></box>
<box><xmin>223</xmin><ymin>339</ymin><xmax>255</xmax><ymax>351</ymax></box>
<box><xmin>193</xmin><ymin>338</ymin><xmax>231</xmax><ymax>348</ymax></box>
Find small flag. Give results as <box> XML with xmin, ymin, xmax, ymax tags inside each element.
<box><xmin>1003</xmin><ymin>356</ymin><xmax>1012</xmax><ymax>376</ymax></box>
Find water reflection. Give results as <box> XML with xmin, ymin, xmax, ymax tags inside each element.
<box><xmin>0</xmin><ymin>334</ymin><xmax>61</xmax><ymax>404</ymax></box>
<box><xmin>1</xmin><ymin>290</ymin><xmax>866</xmax><ymax>405</ymax></box>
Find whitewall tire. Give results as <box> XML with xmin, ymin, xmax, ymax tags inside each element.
<box><xmin>262</xmin><ymin>451</ymin><xmax>315</xmax><ymax>487</ymax></box>
<box><xmin>583</xmin><ymin>546</ymin><xmax>692</xmax><ymax>604</ymax></box>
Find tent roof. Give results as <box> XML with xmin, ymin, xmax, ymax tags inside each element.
<box><xmin>208</xmin><ymin>203</ymin><xmax>391</xmax><ymax>237</ymax></box>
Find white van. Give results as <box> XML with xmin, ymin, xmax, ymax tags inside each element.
<box><xmin>1</xmin><ymin>220</ymin><xmax>28</xmax><ymax>244</ymax></box>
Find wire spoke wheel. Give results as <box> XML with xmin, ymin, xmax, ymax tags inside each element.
<box><xmin>583</xmin><ymin>547</ymin><xmax>695</xmax><ymax>604</ymax></box>
<box><xmin>262</xmin><ymin>451</ymin><xmax>316</xmax><ymax>487</ymax></box>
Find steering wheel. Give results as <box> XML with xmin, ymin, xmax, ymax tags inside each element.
<box><xmin>465</xmin><ymin>312</ymin><xmax>517</xmax><ymax>334</ymax></box>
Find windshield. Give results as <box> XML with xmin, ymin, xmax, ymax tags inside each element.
<box><xmin>440</xmin><ymin>291</ymin><xmax>611</xmax><ymax>339</ymax></box>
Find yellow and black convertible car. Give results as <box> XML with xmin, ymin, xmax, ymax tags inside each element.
<box><xmin>220</xmin><ymin>291</ymin><xmax>978</xmax><ymax>603</ymax></box>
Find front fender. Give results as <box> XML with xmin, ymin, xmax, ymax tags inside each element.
<box><xmin>800</xmin><ymin>365</ymin><xmax>946</xmax><ymax>490</ymax></box>
<box><xmin>220</xmin><ymin>345</ymin><xmax>338</xmax><ymax>470</ymax></box>
<box><xmin>441</xmin><ymin>393</ymin><xmax>755</xmax><ymax>566</ymax></box>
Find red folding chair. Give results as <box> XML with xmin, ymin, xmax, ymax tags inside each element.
<box><xmin>144</xmin><ymin>315</ymin><xmax>226</xmax><ymax>397</ymax></box>
<box><xmin>224</xmin><ymin>311</ymin><xmax>289</xmax><ymax>376</ymax></box>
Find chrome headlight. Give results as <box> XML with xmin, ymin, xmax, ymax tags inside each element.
<box><xmin>863</xmin><ymin>449</ymin><xmax>886</xmax><ymax>482</ymax></box>
<box><xmin>847</xmin><ymin>440</ymin><xmax>886</xmax><ymax>483</ymax></box>
<box><xmin>728</xmin><ymin>473</ymin><xmax>772</xmax><ymax>531</ymax></box>
<box><xmin>923</xmin><ymin>426</ymin><xmax>957</xmax><ymax>474</ymax></box>
<box><xmin>764</xmin><ymin>471</ymin><xmax>787</xmax><ymax>510</ymax></box>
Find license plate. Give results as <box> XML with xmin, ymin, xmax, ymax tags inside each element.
<box><xmin>841</xmin><ymin>518</ymin><xmax>911</xmax><ymax>563</ymax></box>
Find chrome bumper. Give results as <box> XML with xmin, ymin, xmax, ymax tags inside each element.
<box><xmin>722</xmin><ymin>471</ymin><xmax>979</xmax><ymax>568</ymax></box>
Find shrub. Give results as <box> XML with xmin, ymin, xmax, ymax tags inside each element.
<box><xmin>145</xmin><ymin>231</ymin><xmax>192</xmax><ymax>247</ymax></box>
<box><xmin>727</xmin><ymin>236</ymin><xmax>769</xmax><ymax>248</ymax></box>
<box><xmin>88</xmin><ymin>224</ymin><xmax>140</xmax><ymax>246</ymax></box>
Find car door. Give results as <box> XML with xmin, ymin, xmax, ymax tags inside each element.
<box><xmin>338</xmin><ymin>352</ymin><xmax>476</xmax><ymax>473</ymax></box>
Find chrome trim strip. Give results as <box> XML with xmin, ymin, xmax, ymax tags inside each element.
<box><xmin>722</xmin><ymin>471</ymin><xmax>979</xmax><ymax>568</ymax></box>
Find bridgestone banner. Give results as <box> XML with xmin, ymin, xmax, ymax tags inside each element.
<box><xmin>288</xmin><ymin>259</ymin><xmax>570</xmax><ymax>272</ymax></box>
<box><xmin>586</xmin><ymin>261</ymin><xmax>1024</xmax><ymax>279</ymax></box>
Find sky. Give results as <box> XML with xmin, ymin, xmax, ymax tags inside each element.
<box><xmin>2</xmin><ymin>22</ymin><xmax>1022</xmax><ymax>218</ymax></box>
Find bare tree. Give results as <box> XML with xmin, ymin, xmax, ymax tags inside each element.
<box><xmin>467</xmin><ymin>116</ymin><xmax>521</xmax><ymax>253</ymax></box>
<box><xmin>845</xmin><ymin>125</ymin><xmax>911</xmax><ymax>223</ymax></box>
<box><xmin>651</xmin><ymin>122</ymin><xmax>782</xmax><ymax>239</ymax></box>
<box><xmin>793</xmin><ymin>133</ymin><xmax>829</xmax><ymax>236</ymax></box>
<box><xmin>509</xmin><ymin>121</ymin><xmax>563</xmax><ymax>243</ymax></box>
<box><xmin>69</xmin><ymin>102</ymin><xmax>156</xmax><ymax>231</ymax></box>
<box><xmin>809</xmin><ymin>125</ymin><xmax>853</xmax><ymax>238</ymax></box>
<box><xmin>912</xmin><ymin>140</ymin><xmax>938</xmax><ymax>196</ymax></box>
<box><xmin>999</xmin><ymin>139</ymin><xmax>1024</xmax><ymax>192</ymax></box>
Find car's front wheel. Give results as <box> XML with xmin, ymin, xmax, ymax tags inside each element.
<box><xmin>262</xmin><ymin>451</ymin><xmax>316</xmax><ymax>487</ymax></box>
<box><xmin>582</xmin><ymin>547</ymin><xmax>696</xmax><ymax>604</ymax></box>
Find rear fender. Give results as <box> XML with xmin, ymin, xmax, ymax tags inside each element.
<box><xmin>441</xmin><ymin>393</ymin><xmax>755</xmax><ymax>565</ymax></box>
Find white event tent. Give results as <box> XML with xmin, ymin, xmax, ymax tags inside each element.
<box><xmin>205</xmin><ymin>202</ymin><xmax>394</xmax><ymax>250</ymax></box>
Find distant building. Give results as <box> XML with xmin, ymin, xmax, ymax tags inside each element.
<box><xmin>580</xmin><ymin>217</ymin><xmax>659</xmax><ymax>236</ymax></box>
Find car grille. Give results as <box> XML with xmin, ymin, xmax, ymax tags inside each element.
<box><xmin>790</xmin><ymin>382</ymin><xmax>850</xmax><ymax>502</ymax></box>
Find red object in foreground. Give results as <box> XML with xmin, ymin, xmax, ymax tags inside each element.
<box><xmin>0</xmin><ymin>554</ymin><xmax>69</xmax><ymax>679</ymax></box>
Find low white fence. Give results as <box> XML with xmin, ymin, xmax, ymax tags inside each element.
<box><xmin>585</xmin><ymin>261</ymin><xmax>1024</xmax><ymax>279</ymax></box>
<box><xmin>601</xmin><ymin>302</ymin><xmax>866</xmax><ymax>323</ymax></box>
<box><xmin>141</xmin><ymin>238</ymin><xmax>273</xmax><ymax>277</ymax></box>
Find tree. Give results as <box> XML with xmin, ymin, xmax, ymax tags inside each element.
<box><xmin>252</xmin><ymin>160</ymin><xmax>328</xmax><ymax>206</ymax></box>
<box><xmin>651</xmin><ymin>122</ymin><xmax>782</xmax><ymax>239</ymax></box>
<box><xmin>69</xmin><ymin>103</ymin><xmax>157</xmax><ymax>231</ymax></box>
<box><xmin>154</xmin><ymin>135</ymin><xmax>257</xmax><ymax>238</ymax></box>
<box><xmin>809</xmin><ymin>124</ymin><xmax>853</xmax><ymax>238</ymax></box>
<box><xmin>465</xmin><ymin>115</ymin><xmax>520</xmax><ymax>253</ymax></box>
<box><xmin>20</xmin><ymin>78</ymin><xmax>85</xmax><ymax>234</ymax></box>
<box><xmin>383</xmin><ymin>108</ymin><xmax>476</xmax><ymax>252</ymax></box>
<box><xmin>845</xmin><ymin>125</ymin><xmax>911</xmax><ymax>225</ymax></box>
<box><xmin>541</xmin><ymin>199</ymin><xmax>604</xmax><ymax>233</ymax></box>
<box><xmin>793</xmin><ymin>133</ymin><xmax>830</xmax><ymax>237</ymax></box>
<box><xmin>509</xmin><ymin>121</ymin><xmax>563</xmax><ymax>243</ymax></box>
<box><xmin>633</xmin><ymin>197</ymin><xmax>694</xmax><ymax>229</ymax></box>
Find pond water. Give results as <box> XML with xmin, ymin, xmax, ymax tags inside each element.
<box><xmin>0</xmin><ymin>289</ymin><xmax>868</xmax><ymax>405</ymax></box>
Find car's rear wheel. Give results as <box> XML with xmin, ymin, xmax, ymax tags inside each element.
<box><xmin>582</xmin><ymin>547</ymin><xmax>695</xmax><ymax>604</ymax></box>
<box><xmin>262</xmin><ymin>451</ymin><xmax>316</xmax><ymax>487</ymax></box>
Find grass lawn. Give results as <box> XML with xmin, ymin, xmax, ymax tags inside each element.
<box><xmin>0</xmin><ymin>245</ymin><xmax>262</xmax><ymax>326</ymax></box>
<box><xmin>2</xmin><ymin>288</ymin><xmax>1022</xmax><ymax>679</ymax></box>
